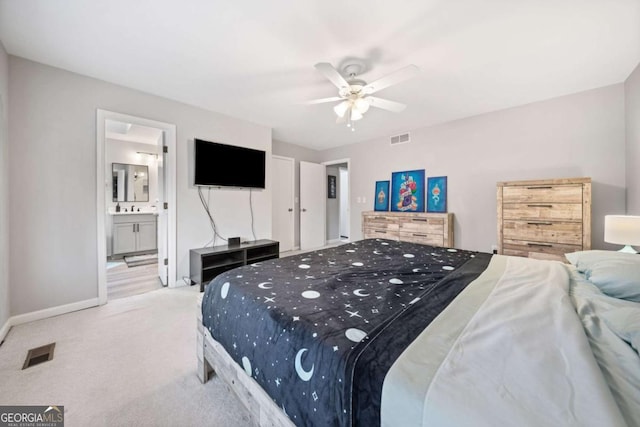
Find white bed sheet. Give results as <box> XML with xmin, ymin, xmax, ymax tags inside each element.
<box><xmin>570</xmin><ymin>267</ymin><xmax>640</xmax><ymax>427</ymax></box>
<box><xmin>382</xmin><ymin>256</ymin><xmax>625</xmax><ymax>427</ymax></box>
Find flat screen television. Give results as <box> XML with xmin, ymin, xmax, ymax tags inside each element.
<box><xmin>194</xmin><ymin>138</ymin><xmax>266</xmax><ymax>188</ymax></box>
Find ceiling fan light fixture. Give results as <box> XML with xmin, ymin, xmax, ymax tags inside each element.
<box><xmin>334</xmin><ymin>101</ymin><xmax>350</xmax><ymax>118</ymax></box>
<box><xmin>350</xmin><ymin>108</ymin><xmax>363</xmax><ymax>121</ymax></box>
<box><xmin>353</xmin><ymin>97</ymin><xmax>370</xmax><ymax>114</ymax></box>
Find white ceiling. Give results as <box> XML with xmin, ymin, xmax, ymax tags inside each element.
<box><xmin>1</xmin><ymin>0</ymin><xmax>638</xmax><ymax>150</ymax></box>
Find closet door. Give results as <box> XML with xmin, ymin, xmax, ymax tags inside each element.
<box><xmin>300</xmin><ymin>161</ymin><xmax>326</xmax><ymax>250</ymax></box>
<box><xmin>272</xmin><ymin>156</ymin><xmax>295</xmax><ymax>252</ymax></box>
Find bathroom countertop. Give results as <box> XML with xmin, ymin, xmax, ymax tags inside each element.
<box><xmin>108</xmin><ymin>210</ymin><xmax>158</xmax><ymax>216</ymax></box>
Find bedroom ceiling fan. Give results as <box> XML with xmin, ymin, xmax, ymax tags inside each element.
<box><xmin>305</xmin><ymin>62</ymin><xmax>419</xmax><ymax>130</ymax></box>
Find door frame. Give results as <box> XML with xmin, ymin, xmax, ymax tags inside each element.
<box><xmin>272</xmin><ymin>155</ymin><xmax>295</xmax><ymax>252</ymax></box>
<box><xmin>96</xmin><ymin>110</ymin><xmax>177</xmax><ymax>305</ymax></box>
<box><xmin>322</xmin><ymin>158</ymin><xmax>350</xmax><ymax>243</ymax></box>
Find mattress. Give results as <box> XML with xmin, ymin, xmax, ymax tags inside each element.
<box><xmin>202</xmin><ymin>239</ymin><xmax>489</xmax><ymax>426</ymax></box>
<box><xmin>202</xmin><ymin>239</ymin><xmax>626</xmax><ymax>426</ymax></box>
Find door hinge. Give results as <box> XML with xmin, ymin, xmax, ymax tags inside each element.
<box><xmin>163</xmin><ymin>202</ymin><xmax>168</xmax><ymax>209</ymax></box>
<box><xmin>163</xmin><ymin>146</ymin><xmax>168</xmax><ymax>153</ymax></box>
<box><xmin>164</xmin><ymin>258</ymin><xmax>168</xmax><ymax>266</ymax></box>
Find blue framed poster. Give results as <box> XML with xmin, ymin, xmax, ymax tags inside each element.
<box><xmin>427</xmin><ymin>176</ymin><xmax>447</xmax><ymax>213</ymax></box>
<box><xmin>390</xmin><ymin>170</ymin><xmax>425</xmax><ymax>212</ymax></box>
<box><xmin>374</xmin><ymin>180</ymin><xmax>390</xmax><ymax>211</ymax></box>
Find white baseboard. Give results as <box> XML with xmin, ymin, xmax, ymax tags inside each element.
<box><xmin>0</xmin><ymin>317</ymin><xmax>11</xmax><ymax>343</ymax></box>
<box><xmin>327</xmin><ymin>238</ymin><xmax>341</xmax><ymax>244</ymax></box>
<box><xmin>9</xmin><ymin>298</ymin><xmax>99</xmax><ymax>330</ymax></box>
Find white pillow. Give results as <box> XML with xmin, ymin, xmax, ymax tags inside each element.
<box><xmin>602</xmin><ymin>307</ymin><xmax>640</xmax><ymax>354</ymax></box>
<box><xmin>565</xmin><ymin>250</ymin><xmax>640</xmax><ymax>302</ymax></box>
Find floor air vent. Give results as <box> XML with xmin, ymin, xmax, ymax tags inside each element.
<box><xmin>23</xmin><ymin>343</ymin><xmax>56</xmax><ymax>369</ymax></box>
<box><xmin>390</xmin><ymin>132</ymin><xmax>410</xmax><ymax>145</ymax></box>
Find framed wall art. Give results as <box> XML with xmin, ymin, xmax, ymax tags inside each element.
<box><xmin>427</xmin><ymin>176</ymin><xmax>447</xmax><ymax>213</ymax></box>
<box><xmin>390</xmin><ymin>169</ymin><xmax>425</xmax><ymax>212</ymax></box>
<box><xmin>327</xmin><ymin>175</ymin><xmax>336</xmax><ymax>198</ymax></box>
<box><xmin>374</xmin><ymin>180</ymin><xmax>390</xmax><ymax>211</ymax></box>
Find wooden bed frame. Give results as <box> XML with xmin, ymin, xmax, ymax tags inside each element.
<box><xmin>197</xmin><ymin>295</ymin><xmax>295</xmax><ymax>427</ymax></box>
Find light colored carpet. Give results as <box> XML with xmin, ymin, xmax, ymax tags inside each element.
<box><xmin>0</xmin><ymin>286</ymin><xmax>251</xmax><ymax>426</ymax></box>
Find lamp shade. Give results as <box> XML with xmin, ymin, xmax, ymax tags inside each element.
<box><xmin>333</xmin><ymin>101</ymin><xmax>350</xmax><ymax>118</ymax></box>
<box><xmin>604</xmin><ymin>215</ymin><xmax>640</xmax><ymax>245</ymax></box>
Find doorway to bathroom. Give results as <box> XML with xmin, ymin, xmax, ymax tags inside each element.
<box><xmin>96</xmin><ymin>110</ymin><xmax>177</xmax><ymax>303</ymax></box>
<box><xmin>324</xmin><ymin>159</ymin><xmax>350</xmax><ymax>245</ymax></box>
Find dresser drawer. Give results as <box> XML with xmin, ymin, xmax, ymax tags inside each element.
<box><xmin>362</xmin><ymin>215</ymin><xmax>400</xmax><ymax>231</ymax></box>
<box><xmin>363</xmin><ymin>228</ymin><xmax>399</xmax><ymax>241</ymax></box>
<box><xmin>503</xmin><ymin>220</ymin><xmax>582</xmax><ymax>245</ymax></box>
<box><xmin>502</xmin><ymin>239</ymin><xmax>580</xmax><ymax>261</ymax></box>
<box><xmin>502</xmin><ymin>185</ymin><xmax>583</xmax><ymax>203</ymax></box>
<box><xmin>502</xmin><ymin>203</ymin><xmax>582</xmax><ymax>221</ymax></box>
<box><xmin>399</xmin><ymin>217</ymin><xmax>444</xmax><ymax>233</ymax></box>
<box><xmin>398</xmin><ymin>231</ymin><xmax>444</xmax><ymax>247</ymax></box>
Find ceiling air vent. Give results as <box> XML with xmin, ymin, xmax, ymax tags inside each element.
<box><xmin>390</xmin><ymin>132</ymin><xmax>410</xmax><ymax>145</ymax></box>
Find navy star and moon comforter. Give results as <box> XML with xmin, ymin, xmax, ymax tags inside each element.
<box><xmin>202</xmin><ymin>239</ymin><xmax>491</xmax><ymax>426</ymax></box>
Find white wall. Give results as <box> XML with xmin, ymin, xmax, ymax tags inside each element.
<box><xmin>272</xmin><ymin>139</ymin><xmax>321</xmax><ymax>248</ymax></box>
<box><xmin>8</xmin><ymin>56</ymin><xmax>272</xmax><ymax>316</ymax></box>
<box><xmin>626</xmin><ymin>63</ymin><xmax>640</xmax><ymax>214</ymax></box>
<box><xmin>319</xmin><ymin>85</ymin><xmax>626</xmax><ymax>252</ymax></box>
<box><xmin>0</xmin><ymin>40</ymin><xmax>9</xmax><ymax>334</ymax></box>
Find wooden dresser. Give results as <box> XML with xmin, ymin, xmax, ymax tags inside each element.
<box><xmin>497</xmin><ymin>177</ymin><xmax>591</xmax><ymax>261</ymax></box>
<box><xmin>362</xmin><ymin>211</ymin><xmax>454</xmax><ymax>248</ymax></box>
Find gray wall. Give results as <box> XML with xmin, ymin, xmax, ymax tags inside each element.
<box><xmin>626</xmin><ymin>63</ymin><xmax>640</xmax><ymax>214</ymax></box>
<box><xmin>272</xmin><ymin>139</ymin><xmax>320</xmax><ymax>248</ymax></box>
<box><xmin>320</xmin><ymin>84</ymin><xmax>626</xmax><ymax>252</ymax></box>
<box><xmin>326</xmin><ymin>165</ymin><xmax>340</xmax><ymax>240</ymax></box>
<box><xmin>9</xmin><ymin>56</ymin><xmax>272</xmax><ymax>316</ymax></box>
<box><xmin>0</xmin><ymin>41</ymin><xmax>9</xmax><ymax>331</ymax></box>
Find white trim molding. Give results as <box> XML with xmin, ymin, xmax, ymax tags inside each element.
<box><xmin>1</xmin><ymin>298</ymin><xmax>99</xmax><ymax>342</ymax></box>
<box><xmin>96</xmin><ymin>110</ymin><xmax>178</xmax><ymax>305</ymax></box>
<box><xmin>0</xmin><ymin>318</ymin><xmax>11</xmax><ymax>343</ymax></box>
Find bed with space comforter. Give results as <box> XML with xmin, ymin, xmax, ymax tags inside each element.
<box><xmin>199</xmin><ymin>239</ymin><xmax>640</xmax><ymax>427</ymax></box>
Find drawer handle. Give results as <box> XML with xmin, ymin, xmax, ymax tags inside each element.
<box><xmin>374</xmin><ymin>216</ymin><xmax>387</xmax><ymax>220</ymax></box>
<box><xmin>526</xmin><ymin>186</ymin><xmax>553</xmax><ymax>190</ymax></box>
<box><xmin>527</xmin><ymin>204</ymin><xmax>553</xmax><ymax>208</ymax></box>
<box><xmin>527</xmin><ymin>243</ymin><xmax>553</xmax><ymax>247</ymax></box>
<box><xmin>374</xmin><ymin>230</ymin><xmax>385</xmax><ymax>234</ymax></box>
<box><xmin>527</xmin><ymin>222</ymin><xmax>553</xmax><ymax>226</ymax></box>
<box><xmin>412</xmin><ymin>233</ymin><xmax>427</xmax><ymax>237</ymax></box>
<box><xmin>411</xmin><ymin>218</ymin><xmax>428</xmax><ymax>222</ymax></box>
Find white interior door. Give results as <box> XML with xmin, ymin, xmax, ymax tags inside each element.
<box><xmin>339</xmin><ymin>167</ymin><xmax>349</xmax><ymax>238</ymax></box>
<box><xmin>157</xmin><ymin>132</ymin><xmax>168</xmax><ymax>285</ymax></box>
<box><xmin>272</xmin><ymin>156</ymin><xmax>294</xmax><ymax>252</ymax></box>
<box><xmin>300</xmin><ymin>161</ymin><xmax>326</xmax><ymax>250</ymax></box>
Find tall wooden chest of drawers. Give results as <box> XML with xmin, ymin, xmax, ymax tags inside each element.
<box><xmin>362</xmin><ymin>211</ymin><xmax>454</xmax><ymax>248</ymax></box>
<box><xmin>497</xmin><ymin>177</ymin><xmax>591</xmax><ymax>261</ymax></box>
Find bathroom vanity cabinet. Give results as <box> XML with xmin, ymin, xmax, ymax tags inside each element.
<box><xmin>112</xmin><ymin>213</ymin><xmax>157</xmax><ymax>255</ymax></box>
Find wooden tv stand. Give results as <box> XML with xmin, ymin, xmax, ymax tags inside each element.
<box><xmin>189</xmin><ymin>239</ymin><xmax>279</xmax><ymax>292</ymax></box>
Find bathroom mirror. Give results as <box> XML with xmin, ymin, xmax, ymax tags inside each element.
<box><xmin>112</xmin><ymin>163</ymin><xmax>149</xmax><ymax>202</ymax></box>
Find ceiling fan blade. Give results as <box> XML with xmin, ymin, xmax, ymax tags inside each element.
<box><xmin>315</xmin><ymin>62</ymin><xmax>350</xmax><ymax>90</ymax></box>
<box><xmin>362</xmin><ymin>65</ymin><xmax>419</xmax><ymax>95</ymax></box>
<box><xmin>367</xmin><ymin>96</ymin><xmax>407</xmax><ymax>113</ymax></box>
<box><xmin>302</xmin><ymin>96</ymin><xmax>343</xmax><ymax>105</ymax></box>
